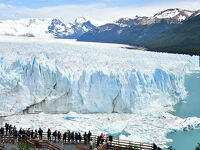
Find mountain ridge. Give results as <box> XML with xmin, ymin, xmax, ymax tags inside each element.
<box><xmin>78</xmin><ymin>8</ymin><xmax>200</xmax><ymax>55</ymax></box>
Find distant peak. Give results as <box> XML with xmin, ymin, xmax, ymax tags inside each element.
<box><xmin>154</xmin><ymin>8</ymin><xmax>194</xmax><ymax>19</ymax></box>
<box><xmin>74</xmin><ymin>16</ymin><xmax>90</xmax><ymax>24</ymax></box>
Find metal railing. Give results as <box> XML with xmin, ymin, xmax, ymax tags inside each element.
<box><xmin>0</xmin><ymin>134</ymin><xmax>61</xmax><ymax>150</ymax></box>
<box><xmin>109</xmin><ymin>138</ymin><xmax>153</xmax><ymax>150</ymax></box>
<box><xmin>25</xmin><ymin>136</ymin><xmax>62</xmax><ymax>150</ymax></box>
<box><xmin>0</xmin><ymin>142</ymin><xmax>4</xmax><ymax>150</ymax></box>
<box><xmin>0</xmin><ymin>126</ymin><xmax>154</xmax><ymax>150</ymax></box>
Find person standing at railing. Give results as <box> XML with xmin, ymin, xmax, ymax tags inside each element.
<box><xmin>58</xmin><ymin>131</ymin><xmax>61</xmax><ymax>142</ymax></box>
<box><xmin>78</xmin><ymin>132</ymin><xmax>82</xmax><ymax>143</ymax></box>
<box><xmin>5</xmin><ymin>123</ymin><xmax>9</xmax><ymax>135</ymax></box>
<box><xmin>88</xmin><ymin>131</ymin><xmax>92</xmax><ymax>142</ymax></box>
<box><xmin>71</xmin><ymin>131</ymin><xmax>75</xmax><ymax>143</ymax></box>
<box><xmin>33</xmin><ymin>135</ymin><xmax>39</xmax><ymax>148</ymax></box>
<box><xmin>97</xmin><ymin>136</ymin><xmax>101</xmax><ymax>147</ymax></box>
<box><xmin>9</xmin><ymin>124</ymin><xmax>12</xmax><ymax>134</ymax></box>
<box><xmin>27</xmin><ymin>128</ymin><xmax>31</xmax><ymax>138</ymax></box>
<box><xmin>100</xmin><ymin>133</ymin><xmax>105</xmax><ymax>144</ymax></box>
<box><xmin>63</xmin><ymin>132</ymin><xmax>67</xmax><ymax>143</ymax></box>
<box><xmin>53</xmin><ymin>130</ymin><xmax>58</xmax><ymax>142</ymax></box>
<box><xmin>47</xmin><ymin>128</ymin><xmax>51</xmax><ymax>141</ymax></box>
<box><xmin>0</xmin><ymin>127</ymin><xmax>4</xmax><ymax>135</ymax></box>
<box><xmin>13</xmin><ymin>130</ymin><xmax>18</xmax><ymax>143</ymax></box>
<box><xmin>67</xmin><ymin>131</ymin><xmax>71</xmax><ymax>143</ymax></box>
<box><xmin>34</xmin><ymin>129</ymin><xmax>38</xmax><ymax>137</ymax></box>
<box><xmin>38</xmin><ymin>128</ymin><xmax>43</xmax><ymax>140</ymax></box>
<box><xmin>84</xmin><ymin>132</ymin><xmax>88</xmax><ymax>145</ymax></box>
<box><xmin>75</xmin><ymin>132</ymin><xmax>78</xmax><ymax>143</ymax></box>
<box><xmin>13</xmin><ymin>126</ymin><xmax>16</xmax><ymax>134</ymax></box>
<box><xmin>30</xmin><ymin>130</ymin><xmax>34</xmax><ymax>138</ymax></box>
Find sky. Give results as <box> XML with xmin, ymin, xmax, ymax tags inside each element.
<box><xmin>0</xmin><ymin>0</ymin><xmax>200</xmax><ymax>24</ymax></box>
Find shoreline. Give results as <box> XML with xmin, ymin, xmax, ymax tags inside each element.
<box><xmin>121</xmin><ymin>45</ymin><xmax>147</xmax><ymax>51</ymax></box>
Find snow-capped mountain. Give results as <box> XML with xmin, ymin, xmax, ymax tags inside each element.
<box><xmin>190</xmin><ymin>10</ymin><xmax>200</xmax><ymax>17</ymax></box>
<box><xmin>64</xmin><ymin>17</ymin><xmax>97</xmax><ymax>39</ymax></box>
<box><xmin>0</xmin><ymin>18</ymin><xmax>53</xmax><ymax>38</ymax></box>
<box><xmin>152</xmin><ymin>8</ymin><xmax>194</xmax><ymax>23</ymax></box>
<box><xmin>0</xmin><ymin>8</ymin><xmax>198</xmax><ymax>39</ymax></box>
<box><xmin>48</xmin><ymin>19</ymin><xmax>68</xmax><ymax>38</ymax></box>
<box><xmin>0</xmin><ymin>17</ymin><xmax>97</xmax><ymax>39</ymax></box>
<box><xmin>115</xmin><ymin>16</ymin><xmax>148</xmax><ymax>27</ymax></box>
<box><xmin>114</xmin><ymin>8</ymin><xmax>195</xmax><ymax>27</ymax></box>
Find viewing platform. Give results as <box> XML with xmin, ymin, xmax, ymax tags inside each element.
<box><xmin>0</xmin><ymin>124</ymin><xmax>156</xmax><ymax>150</ymax></box>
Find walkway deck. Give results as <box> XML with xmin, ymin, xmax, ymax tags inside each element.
<box><xmin>0</xmin><ymin>125</ymin><xmax>154</xmax><ymax>150</ymax></box>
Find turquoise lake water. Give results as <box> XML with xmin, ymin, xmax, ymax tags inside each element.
<box><xmin>166</xmin><ymin>72</ymin><xmax>200</xmax><ymax>150</ymax></box>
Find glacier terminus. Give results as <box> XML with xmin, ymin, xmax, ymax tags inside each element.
<box><xmin>0</xmin><ymin>36</ymin><xmax>199</xmax><ymax>148</ymax></box>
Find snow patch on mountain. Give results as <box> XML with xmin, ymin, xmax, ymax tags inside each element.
<box><xmin>153</xmin><ymin>8</ymin><xmax>194</xmax><ymax>23</ymax></box>
<box><xmin>154</xmin><ymin>9</ymin><xmax>181</xmax><ymax>19</ymax></box>
<box><xmin>113</xmin><ymin>8</ymin><xmax>196</xmax><ymax>27</ymax></box>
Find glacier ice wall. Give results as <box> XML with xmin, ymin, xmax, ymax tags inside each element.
<box><xmin>0</xmin><ymin>37</ymin><xmax>199</xmax><ymax>114</ymax></box>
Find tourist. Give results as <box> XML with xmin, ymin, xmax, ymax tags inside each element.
<box><xmin>47</xmin><ymin>128</ymin><xmax>51</xmax><ymax>141</ymax></box>
<box><xmin>89</xmin><ymin>139</ymin><xmax>93</xmax><ymax>150</ymax></box>
<box><xmin>26</xmin><ymin>128</ymin><xmax>31</xmax><ymax>137</ymax></box>
<box><xmin>58</xmin><ymin>131</ymin><xmax>61</xmax><ymax>142</ymax></box>
<box><xmin>71</xmin><ymin>131</ymin><xmax>75</xmax><ymax>143</ymax></box>
<box><xmin>33</xmin><ymin>135</ymin><xmax>39</xmax><ymax>147</ymax></box>
<box><xmin>5</xmin><ymin>123</ymin><xmax>9</xmax><ymax>135</ymax></box>
<box><xmin>84</xmin><ymin>132</ymin><xmax>87</xmax><ymax>145</ymax></box>
<box><xmin>38</xmin><ymin>128</ymin><xmax>43</xmax><ymax>140</ymax></box>
<box><xmin>0</xmin><ymin>127</ymin><xmax>4</xmax><ymax>135</ymax></box>
<box><xmin>13</xmin><ymin>130</ymin><xmax>18</xmax><ymax>143</ymax></box>
<box><xmin>97</xmin><ymin>136</ymin><xmax>101</xmax><ymax>147</ymax></box>
<box><xmin>53</xmin><ymin>130</ymin><xmax>58</xmax><ymax>142</ymax></box>
<box><xmin>67</xmin><ymin>131</ymin><xmax>71</xmax><ymax>143</ymax></box>
<box><xmin>9</xmin><ymin>124</ymin><xmax>12</xmax><ymax>134</ymax></box>
<box><xmin>34</xmin><ymin>129</ymin><xmax>38</xmax><ymax>137</ymax></box>
<box><xmin>13</xmin><ymin>126</ymin><xmax>16</xmax><ymax>133</ymax></box>
<box><xmin>78</xmin><ymin>132</ymin><xmax>82</xmax><ymax>143</ymax></box>
<box><xmin>31</xmin><ymin>130</ymin><xmax>34</xmax><ymax>138</ymax></box>
<box><xmin>152</xmin><ymin>143</ymin><xmax>157</xmax><ymax>150</ymax></box>
<box><xmin>100</xmin><ymin>133</ymin><xmax>104</xmax><ymax>144</ymax></box>
<box><xmin>63</xmin><ymin>132</ymin><xmax>67</xmax><ymax>143</ymax></box>
<box><xmin>88</xmin><ymin>131</ymin><xmax>92</xmax><ymax>142</ymax></box>
<box><xmin>75</xmin><ymin>132</ymin><xmax>78</xmax><ymax>143</ymax></box>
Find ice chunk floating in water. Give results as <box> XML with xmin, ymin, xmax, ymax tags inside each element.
<box><xmin>0</xmin><ymin>36</ymin><xmax>199</xmax><ymax>114</ymax></box>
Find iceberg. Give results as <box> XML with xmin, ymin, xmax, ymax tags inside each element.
<box><xmin>0</xmin><ymin>36</ymin><xmax>199</xmax><ymax>114</ymax></box>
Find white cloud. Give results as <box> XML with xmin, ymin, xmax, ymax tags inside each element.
<box><xmin>0</xmin><ymin>0</ymin><xmax>199</xmax><ymax>24</ymax></box>
<box><xmin>0</xmin><ymin>3</ymin><xmax>12</xmax><ymax>8</ymax></box>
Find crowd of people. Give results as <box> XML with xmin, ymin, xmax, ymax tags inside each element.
<box><xmin>1</xmin><ymin>123</ymin><xmax>160</xmax><ymax>150</ymax></box>
<box><xmin>0</xmin><ymin>123</ymin><xmax>107</xmax><ymax>149</ymax></box>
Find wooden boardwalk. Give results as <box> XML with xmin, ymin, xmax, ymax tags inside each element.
<box><xmin>0</xmin><ymin>127</ymin><xmax>154</xmax><ymax>150</ymax></box>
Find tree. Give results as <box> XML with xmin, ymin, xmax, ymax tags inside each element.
<box><xmin>167</xmin><ymin>146</ymin><xmax>175</xmax><ymax>150</ymax></box>
<box><xmin>195</xmin><ymin>143</ymin><xmax>200</xmax><ymax>150</ymax></box>
<box><xmin>17</xmin><ymin>141</ymin><xmax>31</xmax><ymax>150</ymax></box>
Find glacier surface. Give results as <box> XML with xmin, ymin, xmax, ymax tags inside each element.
<box><xmin>0</xmin><ymin>36</ymin><xmax>199</xmax><ymax>114</ymax></box>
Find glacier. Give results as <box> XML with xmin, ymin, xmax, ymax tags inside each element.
<box><xmin>0</xmin><ymin>36</ymin><xmax>199</xmax><ymax>114</ymax></box>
